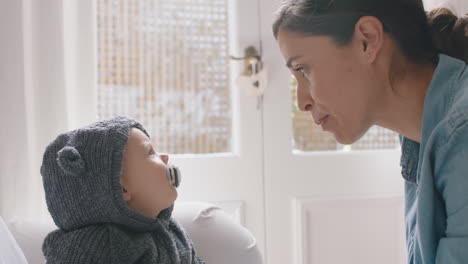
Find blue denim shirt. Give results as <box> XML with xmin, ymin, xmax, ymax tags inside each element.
<box><xmin>402</xmin><ymin>54</ymin><xmax>468</xmax><ymax>264</ymax></box>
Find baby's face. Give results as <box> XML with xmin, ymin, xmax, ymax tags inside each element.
<box><xmin>120</xmin><ymin>128</ymin><xmax>177</xmax><ymax>218</ymax></box>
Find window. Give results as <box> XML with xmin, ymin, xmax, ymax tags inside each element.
<box><xmin>97</xmin><ymin>0</ymin><xmax>231</xmax><ymax>154</ymax></box>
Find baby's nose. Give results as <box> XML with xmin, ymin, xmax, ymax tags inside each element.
<box><xmin>160</xmin><ymin>153</ymin><xmax>169</xmax><ymax>164</ymax></box>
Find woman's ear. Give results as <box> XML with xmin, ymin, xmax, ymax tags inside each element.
<box><xmin>354</xmin><ymin>16</ymin><xmax>384</xmax><ymax>62</ymax></box>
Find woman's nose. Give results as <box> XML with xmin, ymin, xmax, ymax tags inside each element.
<box><xmin>296</xmin><ymin>80</ymin><xmax>313</xmax><ymax>112</ymax></box>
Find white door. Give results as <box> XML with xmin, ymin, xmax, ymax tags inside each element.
<box><xmin>55</xmin><ymin>0</ymin><xmax>268</xmax><ymax>257</ymax></box>
<box><xmin>258</xmin><ymin>0</ymin><xmax>406</xmax><ymax>263</ymax></box>
<box><xmin>170</xmin><ymin>0</ymin><xmax>267</xmax><ymax>256</ymax></box>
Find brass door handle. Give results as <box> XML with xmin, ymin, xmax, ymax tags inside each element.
<box><xmin>230</xmin><ymin>46</ymin><xmax>263</xmax><ymax>76</ymax></box>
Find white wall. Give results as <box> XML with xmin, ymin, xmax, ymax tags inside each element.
<box><xmin>0</xmin><ymin>0</ymin><xmax>68</xmax><ymax>220</ymax></box>
<box><xmin>0</xmin><ymin>0</ymin><xmax>30</xmax><ymax>219</ymax></box>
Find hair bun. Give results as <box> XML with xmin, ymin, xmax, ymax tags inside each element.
<box><xmin>427</xmin><ymin>8</ymin><xmax>468</xmax><ymax>62</ymax></box>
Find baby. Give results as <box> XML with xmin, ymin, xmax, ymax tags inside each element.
<box><xmin>40</xmin><ymin>116</ymin><xmax>204</xmax><ymax>264</ymax></box>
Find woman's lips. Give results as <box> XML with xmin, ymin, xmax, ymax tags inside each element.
<box><xmin>315</xmin><ymin>115</ymin><xmax>329</xmax><ymax>126</ymax></box>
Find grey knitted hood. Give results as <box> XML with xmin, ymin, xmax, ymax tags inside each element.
<box><xmin>40</xmin><ymin>116</ymin><xmax>173</xmax><ymax>232</ymax></box>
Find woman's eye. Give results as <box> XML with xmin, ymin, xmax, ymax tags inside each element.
<box><xmin>149</xmin><ymin>149</ymin><xmax>155</xmax><ymax>155</ymax></box>
<box><xmin>294</xmin><ymin>67</ymin><xmax>306</xmax><ymax>77</ymax></box>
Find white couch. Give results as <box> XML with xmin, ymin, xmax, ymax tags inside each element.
<box><xmin>3</xmin><ymin>202</ymin><xmax>263</xmax><ymax>264</ymax></box>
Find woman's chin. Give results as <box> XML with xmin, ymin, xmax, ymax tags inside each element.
<box><xmin>333</xmin><ymin>123</ymin><xmax>371</xmax><ymax>145</ymax></box>
<box><xmin>334</xmin><ymin>131</ymin><xmax>364</xmax><ymax>145</ymax></box>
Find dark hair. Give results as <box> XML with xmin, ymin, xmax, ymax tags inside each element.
<box><xmin>427</xmin><ymin>8</ymin><xmax>468</xmax><ymax>62</ymax></box>
<box><xmin>273</xmin><ymin>0</ymin><xmax>468</xmax><ymax>63</ymax></box>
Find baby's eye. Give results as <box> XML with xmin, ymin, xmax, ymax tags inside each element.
<box><xmin>149</xmin><ymin>149</ymin><xmax>155</xmax><ymax>155</ymax></box>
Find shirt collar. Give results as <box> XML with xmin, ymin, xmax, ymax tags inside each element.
<box><xmin>400</xmin><ymin>54</ymin><xmax>467</xmax><ymax>183</ymax></box>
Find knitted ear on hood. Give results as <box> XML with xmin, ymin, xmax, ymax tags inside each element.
<box><xmin>57</xmin><ymin>146</ymin><xmax>86</xmax><ymax>176</ymax></box>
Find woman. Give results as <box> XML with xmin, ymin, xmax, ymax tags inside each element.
<box><xmin>273</xmin><ymin>0</ymin><xmax>468</xmax><ymax>263</ymax></box>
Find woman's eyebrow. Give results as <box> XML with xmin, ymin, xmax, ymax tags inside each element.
<box><xmin>286</xmin><ymin>55</ymin><xmax>303</xmax><ymax>68</ymax></box>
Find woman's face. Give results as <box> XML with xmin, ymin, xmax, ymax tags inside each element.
<box><xmin>276</xmin><ymin>28</ymin><xmax>381</xmax><ymax>144</ymax></box>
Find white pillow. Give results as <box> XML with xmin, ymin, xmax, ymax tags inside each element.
<box><xmin>7</xmin><ymin>202</ymin><xmax>264</xmax><ymax>264</ymax></box>
<box><xmin>0</xmin><ymin>216</ymin><xmax>28</xmax><ymax>264</ymax></box>
<box><xmin>173</xmin><ymin>202</ymin><xmax>264</xmax><ymax>264</ymax></box>
<box><xmin>7</xmin><ymin>219</ymin><xmax>56</xmax><ymax>264</ymax></box>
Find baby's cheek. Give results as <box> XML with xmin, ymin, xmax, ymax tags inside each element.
<box><xmin>150</xmin><ymin>173</ymin><xmax>168</xmax><ymax>194</ymax></box>
<box><xmin>156</xmin><ymin>166</ymin><xmax>169</xmax><ymax>184</ymax></box>
<box><xmin>146</xmin><ymin>176</ymin><xmax>162</xmax><ymax>192</ymax></box>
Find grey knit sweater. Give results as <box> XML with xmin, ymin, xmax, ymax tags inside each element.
<box><xmin>40</xmin><ymin>116</ymin><xmax>204</xmax><ymax>264</ymax></box>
